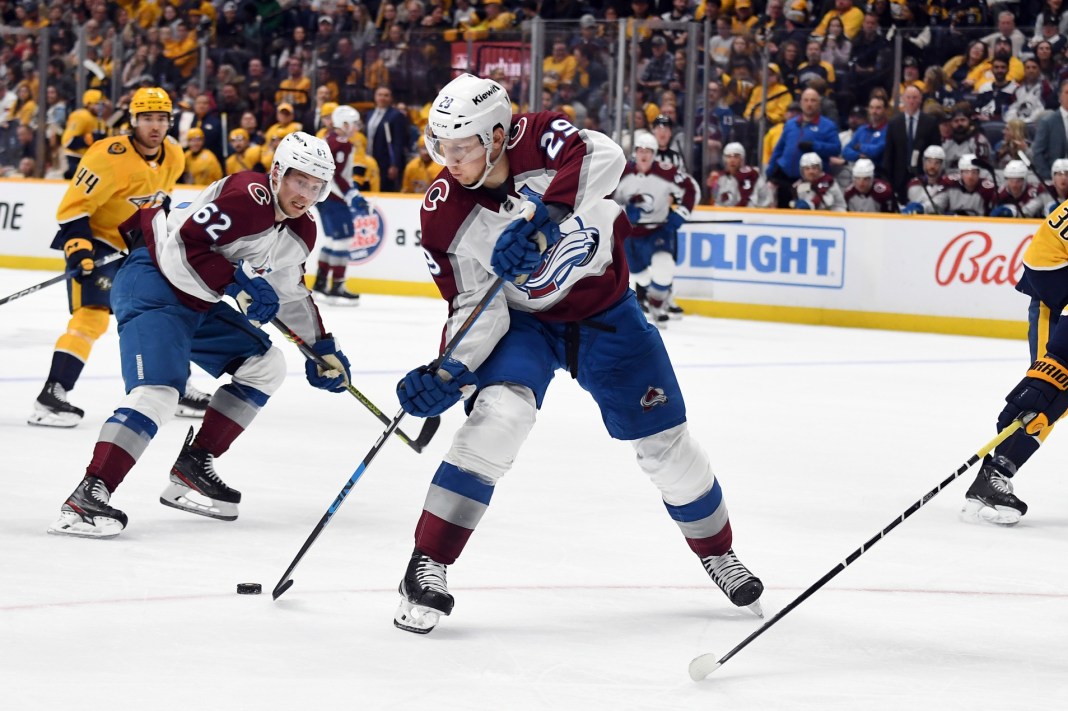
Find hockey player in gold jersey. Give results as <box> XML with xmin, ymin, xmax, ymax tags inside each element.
<box><xmin>29</xmin><ymin>87</ymin><xmax>202</xmax><ymax>428</ymax></box>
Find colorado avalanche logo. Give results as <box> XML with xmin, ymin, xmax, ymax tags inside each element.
<box><xmin>518</xmin><ymin>217</ymin><xmax>599</xmax><ymax>299</ymax></box>
<box><xmin>347</xmin><ymin>204</ymin><xmax>387</xmax><ymax>264</ymax></box>
<box><xmin>640</xmin><ymin>386</ymin><xmax>668</xmax><ymax>411</ymax></box>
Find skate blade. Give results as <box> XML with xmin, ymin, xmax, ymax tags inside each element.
<box><xmin>27</xmin><ymin>406</ymin><xmax>82</xmax><ymax>428</ymax></box>
<box><xmin>47</xmin><ymin>511</ymin><xmax>123</xmax><ymax>538</ymax></box>
<box><xmin>324</xmin><ymin>296</ymin><xmax>361</xmax><ymax>307</ymax></box>
<box><xmin>174</xmin><ymin>404</ymin><xmax>207</xmax><ymax>419</ymax></box>
<box><xmin>160</xmin><ymin>483</ymin><xmax>238</xmax><ymax>521</ymax></box>
<box><xmin>960</xmin><ymin>499</ymin><xmax>1021</xmax><ymax>527</ymax></box>
<box><xmin>393</xmin><ymin>598</ymin><xmax>443</xmax><ymax>634</ymax></box>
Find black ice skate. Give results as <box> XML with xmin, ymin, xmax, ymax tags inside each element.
<box><xmin>326</xmin><ymin>281</ymin><xmax>361</xmax><ymax>305</ymax></box>
<box><xmin>48</xmin><ymin>476</ymin><xmax>128</xmax><ymax>538</ymax></box>
<box><xmin>394</xmin><ymin>548</ymin><xmax>454</xmax><ymax>634</ymax></box>
<box><xmin>160</xmin><ymin>427</ymin><xmax>241</xmax><ymax>521</ymax></box>
<box><xmin>176</xmin><ymin>381</ymin><xmax>211</xmax><ymax>419</ymax></box>
<box><xmin>701</xmin><ymin>549</ymin><xmax>765</xmax><ymax>617</ymax></box>
<box><xmin>635</xmin><ymin>284</ymin><xmax>649</xmax><ymax>314</ymax></box>
<box><xmin>667</xmin><ymin>296</ymin><xmax>684</xmax><ymax>319</ymax></box>
<box><xmin>28</xmin><ymin>381</ymin><xmax>84</xmax><ymax>428</ymax></box>
<box><xmin>962</xmin><ymin>455</ymin><xmax>1028</xmax><ymax>526</ymax></box>
<box><xmin>312</xmin><ymin>273</ymin><xmax>328</xmax><ymax>294</ymax></box>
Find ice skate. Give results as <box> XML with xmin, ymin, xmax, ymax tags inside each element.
<box><xmin>962</xmin><ymin>456</ymin><xmax>1027</xmax><ymax>526</ymax></box>
<box><xmin>175</xmin><ymin>380</ymin><xmax>210</xmax><ymax>419</ymax></box>
<box><xmin>394</xmin><ymin>549</ymin><xmax>454</xmax><ymax>634</ymax></box>
<box><xmin>160</xmin><ymin>427</ymin><xmax>240</xmax><ymax>521</ymax></box>
<box><xmin>646</xmin><ymin>298</ymin><xmax>670</xmax><ymax>329</ymax></box>
<box><xmin>312</xmin><ymin>273</ymin><xmax>328</xmax><ymax>295</ymax></box>
<box><xmin>326</xmin><ymin>281</ymin><xmax>360</xmax><ymax>306</ymax></box>
<box><xmin>667</xmin><ymin>295</ymin><xmax>684</xmax><ymax>319</ymax></box>
<box><xmin>635</xmin><ymin>284</ymin><xmax>649</xmax><ymax>314</ymax></box>
<box><xmin>28</xmin><ymin>381</ymin><xmax>84</xmax><ymax>428</ymax></box>
<box><xmin>47</xmin><ymin>476</ymin><xmax>128</xmax><ymax>538</ymax></box>
<box><xmin>701</xmin><ymin>549</ymin><xmax>764</xmax><ymax>617</ymax></box>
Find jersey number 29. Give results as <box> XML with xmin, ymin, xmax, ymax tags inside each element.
<box><xmin>539</xmin><ymin>119</ymin><xmax>578</xmax><ymax>160</ymax></box>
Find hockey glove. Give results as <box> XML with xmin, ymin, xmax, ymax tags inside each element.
<box><xmin>305</xmin><ymin>336</ymin><xmax>352</xmax><ymax>392</ymax></box>
<box><xmin>397</xmin><ymin>357</ymin><xmax>478</xmax><ymax>418</ymax></box>
<box><xmin>1047</xmin><ymin>201</ymin><xmax>1059</xmax><ymax>215</ymax></box>
<box><xmin>900</xmin><ymin>201</ymin><xmax>925</xmax><ymax>215</ymax></box>
<box><xmin>230</xmin><ymin>260</ymin><xmax>279</xmax><ymax>325</ymax></box>
<box><xmin>666</xmin><ymin>206</ymin><xmax>689</xmax><ymax>230</ymax></box>
<box><xmin>990</xmin><ymin>204</ymin><xmax>1017</xmax><ymax>218</ymax></box>
<box><xmin>999</xmin><ymin>354</ymin><xmax>1068</xmax><ymax>435</ymax></box>
<box><xmin>64</xmin><ymin>238</ymin><xmax>95</xmax><ymax>282</ymax></box>
<box><xmin>346</xmin><ymin>189</ymin><xmax>370</xmax><ymax>218</ymax></box>
<box><xmin>491</xmin><ymin>197</ymin><xmax>562</xmax><ymax>283</ymax></box>
<box><xmin>792</xmin><ymin>199</ymin><xmax>813</xmax><ymax>210</ymax></box>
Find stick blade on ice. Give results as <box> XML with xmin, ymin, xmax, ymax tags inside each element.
<box><xmin>688</xmin><ymin>653</ymin><xmax>721</xmax><ymax>681</ymax></box>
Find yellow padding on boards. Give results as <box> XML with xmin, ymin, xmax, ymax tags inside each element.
<box><xmin>56</xmin><ymin>306</ymin><xmax>110</xmax><ymax>360</ymax></box>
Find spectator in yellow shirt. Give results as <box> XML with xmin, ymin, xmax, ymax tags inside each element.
<box><xmin>543</xmin><ymin>39</ymin><xmax>577</xmax><ymax>94</ymax></box>
<box><xmin>224</xmin><ymin>128</ymin><xmax>264</xmax><ymax>174</ymax></box>
<box><xmin>264</xmin><ymin>103</ymin><xmax>303</xmax><ymax>145</ymax></box>
<box><xmin>744</xmin><ymin>63</ymin><xmax>792</xmax><ymax>125</ymax></box>
<box><xmin>464</xmin><ymin>0</ymin><xmax>516</xmax><ymax>41</ymax></box>
<box><xmin>401</xmin><ymin>138</ymin><xmax>438</xmax><ymax>194</ymax></box>
<box><xmin>182</xmin><ymin>127</ymin><xmax>223</xmax><ymax>185</ymax></box>
<box><xmin>732</xmin><ymin>0</ymin><xmax>760</xmax><ymax>37</ymax></box>
<box><xmin>275</xmin><ymin>57</ymin><xmax>312</xmax><ymax>113</ymax></box>
<box><xmin>163</xmin><ymin>20</ymin><xmax>199</xmax><ymax>79</ymax></box>
<box><xmin>813</xmin><ymin>0</ymin><xmax>864</xmax><ymax>40</ymax></box>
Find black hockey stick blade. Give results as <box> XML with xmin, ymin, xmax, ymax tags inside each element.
<box><xmin>687</xmin><ymin>417</ymin><xmax>1026</xmax><ymax>681</ymax></box>
<box><xmin>413</xmin><ymin>415</ymin><xmax>442</xmax><ymax>450</ymax></box>
<box><xmin>272</xmin><ymin>578</ymin><xmax>294</xmax><ymax>600</ymax></box>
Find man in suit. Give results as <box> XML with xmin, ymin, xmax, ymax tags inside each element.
<box><xmin>1031</xmin><ymin>79</ymin><xmax>1068</xmax><ymax>182</ymax></box>
<box><xmin>883</xmin><ymin>85</ymin><xmax>940</xmax><ymax>204</ymax></box>
<box><xmin>364</xmin><ymin>85</ymin><xmax>410</xmax><ymax>192</ymax></box>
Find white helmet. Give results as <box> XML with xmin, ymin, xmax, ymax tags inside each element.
<box><xmin>1052</xmin><ymin>158</ymin><xmax>1068</xmax><ymax>175</ymax></box>
<box><xmin>425</xmin><ymin>73</ymin><xmax>512</xmax><ymax>189</ymax></box>
<box><xmin>923</xmin><ymin>145</ymin><xmax>945</xmax><ymax>161</ymax></box>
<box><xmin>724</xmin><ymin>142</ymin><xmax>745</xmax><ymax>159</ymax></box>
<box><xmin>959</xmin><ymin>153</ymin><xmax>979</xmax><ymax>172</ymax></box>
<box><xmin>1004</xmin><ymin>160</ymin><xmax>1027</xmax><ymax>179</ymax></box>
<box><xmin>331</xmin><ymin>105</ymin><xmax>360</xmax><ymax>134</ymax></box>
<box><xmin>800</xmin><ymin>151</ymin><xmax>822</xmax><ymax>169</ymax></box>
<box><xmin>852</xmin><ymin>158</ymin><xmax>875</xmax><ymax>179</ymax></box>
<box><xmin>634</xmin><ymin>132</ymin><xmax>658</xmax><ymax>153</ymax></box>
<box><xmin>271</xmin><ymin>131</ymin><xmax>335</xmax><ymax>205</ymax></box>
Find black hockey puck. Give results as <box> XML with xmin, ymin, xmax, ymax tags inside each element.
<box><xmin>237</xmin><ymin>583</ymin><xmax>262</xmax><ymax>595</ymax></box>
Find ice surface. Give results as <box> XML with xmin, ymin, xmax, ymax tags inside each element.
<box><xmin>1</xmin><ymin>268</ymin><xmax>1065</xmax><ymax>709</ymax></box>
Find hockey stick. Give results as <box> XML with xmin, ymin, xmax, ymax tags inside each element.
<box><xmin>0</xmin><ymin>251</ymin><xmax>125</xmax><ymax>307</ymax></box>
<box><xmin>688</xmin><ymin>417</ymin><xmax>1027</xmax><ymax>681</ymax></box>
<box><xmin>270</xmin><ymin>316</ymin><xmax>441</xmax><ymax>454</ymax></box>
<box><xmin>272</xmin><ymin>276</ymin><xmax>507</xmax><ymax>600</ymax></box>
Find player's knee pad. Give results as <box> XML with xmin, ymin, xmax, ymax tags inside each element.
<box><xmin>649</xmin><ymin>251</ymin><xmax>676</xmax><ymax>290</ymax></box>
<box><xmin>118</xmin><ymin>384</ymin><xmax>180</xmax><ymax>430</ymax></box>
<box><xmin>232</xmin><ymin>346</ymin><xmax>287</xmax><ymax>396</ymax></box>
<box><xmin>632</xmin><ymin>423</ymin><xmax>715</xmax><ymax>506</ymax></box>
<box><xmin>69</xmin><ymin>306</ymin><xmax>110</xmax><ymax>341</ymax></box>
<box><xmin>445</xmin><ymin>383</ymin><xmax>538</xmax><ymax>483</ymax></box>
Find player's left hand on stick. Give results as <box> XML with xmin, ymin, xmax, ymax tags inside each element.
<box><xmin>397</xmin><ymin>357</ymin><xmax>477</xmax><ymax>418</ymax></box>
<box><xmin>305</xmin><ymin>336</ymin><xmax>352</xmax><ymax>392</ymax></box>
<box><xmin>491</xmin><ymin>197</ymin><xmax>561</xmax><ymax>282</ymax></box>
<box><xmin>346</xmin><ymin>189</ymin><xmax>370</xmax><ymax>217</ymax></box>
<box><xmin>999</xmin><ymin>354</ymin><xmax>1068</xmax><ymax>435</ymax></box>
<box><xmin>63</xmin><ymin>238</ymin><xmax>95</xmax><ymax>282</ymax></box>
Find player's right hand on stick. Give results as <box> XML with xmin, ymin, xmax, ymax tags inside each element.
<box><xmin>230</xmin><ymin>260</ymin><xmax>279</xmax><ymax>325</ymax></box>
<box><xmin>491</xmin><ymin>198</ymin><xmax>561</xmax><ymax>283</ymax></box>
<box><xmin>1000</xmin><ymin>354</ymin><xmax>1068</xmax><ymax>435</ymax></box>
<box><xmin>397</xmin><ymin>357</ymin><xmax>478</xmax><ymax>418</ymax></box>
<box><xmin>64</xmin><ymin>238</ymin><xmax>95</xmax><ymax>282</ymax></box>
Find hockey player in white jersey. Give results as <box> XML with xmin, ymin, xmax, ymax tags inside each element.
<box><xmin>707</xmin><ymin>142</ymin><xmax>771</xmax><ymax>207</ymax></box>
<box><xmin>901</xmin><ymin>145</ymin><xmax>952</xmax><ymax>215</ymax></box>
<box><xmin>791</xmin><ymin>152</ymin><xmax>846</xmax><ymax>212</ymax></box>
<box><xmin>391</xmin><ymin>73</ymin><xmax>763</xmax><ymax>634</ymax></box>
<box><xmin>613</xmin><ymin>132</ymin><xmax>698</xmax><ymax>327</ymax></box>
<box><xmin>844</xmin><ymin>158</ymin><xmax>896</xmax><ymax>213</ymax></box>
<box><xmin>991</xmin><ymin>159</ymin><xmax>1046</xmax><ymax>218</ymax></box>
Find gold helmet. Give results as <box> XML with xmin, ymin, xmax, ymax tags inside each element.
<box><xmin>130</xmin><ymin>87</ymin><xmax>173</xmax><ymax>125</ymax></box>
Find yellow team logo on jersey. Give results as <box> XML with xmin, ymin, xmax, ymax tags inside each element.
<box><xmin>129</xmin><ymin>191</ymin><xmax>171</xmax><ymax>209</ymax></box>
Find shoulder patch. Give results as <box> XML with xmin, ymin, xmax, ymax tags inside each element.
<box><xmin>423</xmin><ymin>178</ymin><xmax>450</xmax><ymax>212</ymax></box>
<box><xmin>248</xmin><ymin>181</ymin><xmax>271</xmax><ymax>206</ymax></box>
<box><xmin>507</xmin><ymin>116</ymin><xmax>528</xmax><ymax>150</ymax></box>
<box><xmin>108</xmin><ymin>142</ymin><xmax>127</xmax><ymax>155</ymax></box>
<box><xmin>873</xmin><ymin>182</ymin><xmax>888</xmax><ymax>193</ymax></box>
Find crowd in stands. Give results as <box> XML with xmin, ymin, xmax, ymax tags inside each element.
<box><xmin>1</xmin><ymin>0</ymin><xmax>1068</xmax><ymax>218</ymax></box>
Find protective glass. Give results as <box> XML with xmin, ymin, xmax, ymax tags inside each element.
<box><xmin>425</xmin><ymin>127</ymin><xmax>486</xmax><ymax>167</ymax></box>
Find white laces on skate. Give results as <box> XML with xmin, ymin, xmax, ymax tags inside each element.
<box><xmin>414</xmin><ymin>556</ymin><xmax>448</xmax><ymax>595</ymax></box>
<box><xmin>988</xmin><ymin>470</ymin><xmax>1014</xmax><ymax>495</ymax></box>
<box><xmin>702</xmin><ymin>552</ymin><xmax>753</xmax><ymax>597</ymax></box>
<box><xmin>183</xmin><ymin>383</ymin><xmax>210</xmax><ymax>403</ymax></box>
<box><xmin>199</xmin><ymin>452</ymin><xmax>225</xmax><ymax>485</ymax></box>
<box><xmin>88</xmin><ymin>479</ymin><xmax>111</xmax><ymax>505</ymax></box>
<box><xmin>49</xmin><ymin>382</ymin><xmax>71</xmax><ymax>403</ymax></box>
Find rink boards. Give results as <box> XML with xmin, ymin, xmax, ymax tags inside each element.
<box><xmin>0</xmin><ymin>178</ymin><xmax>1037</xmax><ymax>339</ymax></box>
